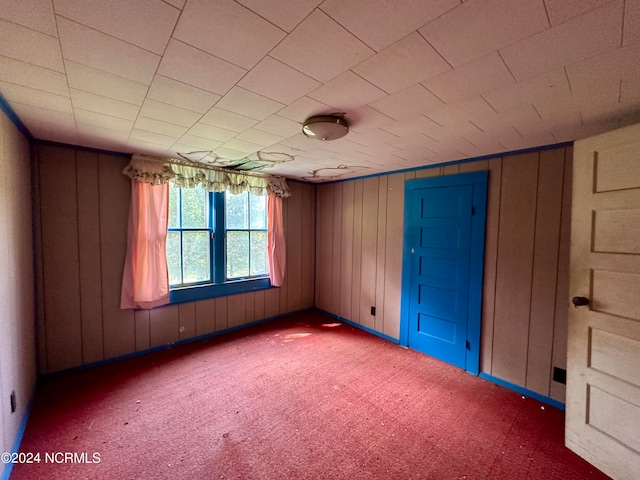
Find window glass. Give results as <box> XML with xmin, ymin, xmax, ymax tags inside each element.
<box><xmin>225</xmin><ymin>191</ymin><xmax>248</xmax><ymax>229</ymax></box>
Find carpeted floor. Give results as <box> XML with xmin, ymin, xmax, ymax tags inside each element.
<box><xmin>11</xmin><ymin>310</ymin><xmax>610</xmax><ymax>479</ymax></box>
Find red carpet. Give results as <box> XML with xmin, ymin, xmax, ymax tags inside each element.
<box><xmin>11</xmin><ymin>310</ymin><xmax>610</xmax><ymax>479</ymax></box>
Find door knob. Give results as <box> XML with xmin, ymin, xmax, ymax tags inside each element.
<box><xmin>572</xmin><ymin>296</ymin><xmax>590</xmax><ymax>308</ymax></box>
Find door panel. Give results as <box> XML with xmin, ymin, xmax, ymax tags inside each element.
<box><xmin>402</xmin><ymin>172</ymin><xmax>487</xmax><ymax>374</ymax></box>
<box><xmin>567</xmin><ymin>122</ymin><xmax>640</xmax><ymax>480</ymax></box>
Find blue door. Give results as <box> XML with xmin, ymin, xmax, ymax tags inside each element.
<box><xmin>400</xmin><ymin>172</ymin><xmax>487</xmax><ymax>374</ymax></box>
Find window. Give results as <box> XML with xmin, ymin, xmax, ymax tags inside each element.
<box><xmin>166</xmin><ymin>184</ymin><xmax>270</xmax><ymax>303</ymax></box>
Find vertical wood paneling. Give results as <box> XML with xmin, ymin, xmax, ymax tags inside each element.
<box><xmin>264</xmin><ymin>287</ymin><xmax>280</xmax><ymax>318</ymax></box>
<box><xmin>149</xmin><ymin>304</ymin><xmax>180</xmax><ymax>347</ymax></box>
<box><xmin>178</xmin><ymin>302</ymin><xmax>196</xmax><ymax>340</ymax></box>
<box><xmin>351</xmin><ymin>180</ymin><xmax>364</xmax><ymax>324</ymax></box>
<box><xmin>480</xmin><ymin>158</ymin><xmax>501</xmax><ymax>373</ymax></box>
<box><xmin>254</xmin><ymin>289</ymin><xmax>265</xmax><ymax>320</ymax></box>
<box><xmin>300</xmin><ymin>183</ymin><xmax>315</xmax><ymax>309</ymax></box>
<box><xmin>195</xmin><ymin>298</ymin><xmax>216</xmax><ymax>335</ymax></box>
<box><xmin>227</xmin><ymin>294</ymin><xmax>245</xmax><ymax>328</ymax></box>
<box><xmin>331</xmin><ymin>184</ymin><xmax>343</xmax><ymax>314</ymax></box>
<box><xmin>415</xmin><ymin>166</ymin><xmax>441</xmax><ymax>178</ymax></box>
<box><xmin>98</xmin><ymin>155</ymin><xmax>135</xmax><ymax>360</ymax></box>
<box><xmin>460</xmin><ymin>160</ymin><xmax>490</xmax><ymax>173</ymax></box>
<box><xmin>383</xmin><ymin>173</ymin><xmax>404</xmax><ymax>339</ymax></box>
<box><xmin>526</xmin><ymin>149</ymin><xmax>565</xmax><ymax>395</ymax></box>
<box><xmin>375</xmin><ymin>176</ymin><xmax>388</xmax><ymax>332</ymax></box>
<box><xmin>442</xmin><ymin>163</ymin><xmax>460</xmax><ymax>175</ymax></box>
<box><xmin>244</xmin><ymin>292</ymin><xmax>256</xmax><ymax>323</ymax></box>
<box><xmin>340</xmin><ymin>181</ymin><xmax>354</xmax><ymax>319</ymax></box>
<box><xmin>315</xmin><ymin>185</ymin><xmax>333</xmax><ymax>310</ymax></box>
<box><xmin>550</xmin><ymin>148</ymin><xmax>573</xmax><ymax>402</ymax></box>
<box><xmin>360</xmin><ymin>177</ymin><xmax>379</xmax><ymax>329</ymax></box>
<box><xmin>215</xmin><ymin>297</ymin><xmax>228</xmax><ymax>331</ymax></box>
<box><xmin>134</xmin><ymin>310</ymin><xmax>150</xmax><ymax>350</ymax></box>
<box><xmin>492</xmin><ymin>153</ymin><xmax>539</xmax><ymax>385</ymax></box>
<box><xmin>75</xmin><ymin>151</ymin><xmax>104</xmax><ymax>364</ymax></box>
<box><xmin>405</xmin><ymin>171</ymin><xmax>416</xmax><ymax>180</ymax></box>
<box><xmin>39</xmin><ymin>145</ymin><xmax>83</xmax><ymax>371</ymax></box>
<box><xmin>286</xmin><ymin>183</ymin><xmax>303</xmax><ymax>312</ymax></box>
<box><xmin>32</xmin><ymin>147</ymin><xmax>47</xmax><ymax>373</ymax></box>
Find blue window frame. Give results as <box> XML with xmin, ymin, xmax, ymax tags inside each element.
<box><xmin>167</xmin><ymin>184</ymin><xmax>271</xmax><ymax>304</ymax></box>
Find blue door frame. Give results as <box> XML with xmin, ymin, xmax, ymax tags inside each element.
<box><xmin>399</xmin><ymin>171</ymin><xmax>488</xmax><ymax>375</ymax></box>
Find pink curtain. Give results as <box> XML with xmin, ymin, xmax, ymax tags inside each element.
<box><xmin>120</xmin><ymin>180</ymin><xmax>170</xmax><ymax>309</ymax></box>
<box><xmin>267</xmin><ymin>192</ymin><xmax>286</xmax><ymax>287</ymax></box>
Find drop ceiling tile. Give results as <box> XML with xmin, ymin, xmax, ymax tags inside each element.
<box><xmin>0</xmin><ymin>81</ymin><xmax>72</xmax><ymax>113</ymax></box>
<box><xmin>369</xmin><ymin>84</ymin><xmax>445</xmax><ymax>120</ymax></box>
<box><xmin>0</xmin><ymin>55</ymin><xmax>68</xmax><ymax>96</ymax></box>
<box><xmin>345</xmin><ymin>105</ymin><xmax>393</xmax><ymax>133</ymax></box>
<box><xmin>235</xmin><ymin>0</ymin><xmax>320</xmax><ymax>32</ymax></box>
<box><xmin>163</xmin><ymin>0</ymin><xmax>185</xmax><ymax>9</ymax></box>
<box><xmin>254</xmin><ymin>115</ymin><xmax>301</xmax><ymax>138</ymax></box>
<box><xmin>238</xmin><ymin>56</ymin><xmax>321</xmax><ymax>104</ymax></box>
<box><xmin>65</xmin><ymin>60</ymin><xmax>148</xmax><ymax>105</ymax></box>
<box><xmin>0</xmin><ymin>0</ymin><xmax>57</xmax><ymax>36</ymax></box>
<box><xmin>423</xmin><ymin>96</ymin><xmax>495</xmax><ymax>126</ymax></box>
<box><xmin>139</xmin><ymin>99</ymin><xmax>203</xmax><ymax>127</ymax></box>
<box><xmin>0</xmin><ymin>19</ymin><xmax>64</xmax><ymax>72</ymax></box>
<box><xmin>70</xmin><ymin>88</ymin><xmax>140</xmax><ymax>120</ymax></box>
<box><xmin>77</xmin><ymin>123</ymin><xmax>129</xmax><ymax>145</ymax></box>
<box><xmin>352</xmin><ymin>32</ymin><xmax>451</xmax><ymax>95</ymax></box>
<box><xmin>188</xmin><ymin>123</ymin><xmax>238</xmax><ymax>142</ymax></box>
<box><xmin>277</xmin><ymin>96</ymin><xmax>331</xmax><ymax>122</ymax></box>
<box><xmin>135</xmin><ymin>117</ymin><xmax>189</xmax><ymax>138</ymax></box>
<box><xmin>53</xmin><ymin>0</ymin><xmax>179</xmax><ymax>54</ymax></box>
<box><xmin>158</xmin><ymin>40</ymin><xmax>246</xmax><ymax>95</ymax></box>
<box><xmin>500</xmin><ymin>1</ymin><xmax>624</xmax><ymax>81</ymax></box>
<box><xmin>212</xmin><ymin>147</ymin><xmax>249</xmax><ymax>161</ymax></box>
<box><xmin>147</xmin><ymin>76</ymin><xmax>220</xmax><ymax>114</ymax></box>
<box><xmin>421</xmin><ymin>52</ymin><xmax>515</xmax><ymax>104</ymax></box>
<box><xmin>177</xmin><ymin>135</ymin><xmax>223</xmax><ymax>151</ymax></box>
<box><xmin>482</xmin><ymin>68</ymin><xmax>570</xmax><ymax>112</ymax></box>
<box><xmin>57</xmin><ymin>17</ymin><xmax>160</xmax><ymax>84</ymax></box>
<box><xmin>130</xmin><ymin>128</ymin><xmax>178</xmax><ymax>147</ymax></box>
<box><xmin>199</xmin><ymin>108</ymin><xmax>258</xmax><ymax>132</ymax></box>
<box><xmin>419</xmin><ymin>0</ymin><xmax>550</xmax><ymax>67</ymax></box>
<box><xmin>220</xmin><ymin>138</ymin><xmax>264</xmax><ymax>154</ymax></box>
<box><xmin>173</xmin><ymin>0</ymin><xmax>285</xmax><ymax>69</ymax></box>
<box><xmin>471</xmin><ymin>104</ymin><xmax>543</xmax><ymax>132</ymax></box>
<box><xmin>270</xmin><ymin>10</ymin><xmax>374</xmax><ymax>82</ymax></box>
<box><xmin>26</xmin><ymin>118</ymin><xmax>79</xmax><ymax>144</ymax></box>
<box><xmin>346</xmin><ymin>127</ymin><xmax>401</xmax><ymax>147</ymax></box>
<box><xmin>320</xmin><ymin>0</ymin><xmax>459</xmax><ymax>52</ymax></box>
<box><xmin>74</xmin><ymin>108</ymin><xmax>134</xmax><ymax>132</ymax></box>
<box><xmin>380</xmin><ymin>115</ymin><xmax>443</xmax><ymax>138</ymax></box>
<box><xmin>127</xmin><ymin>138</ymin><xmax>171</xmax><ymax>155</ymax></box>
<box><xmin>544</xmin><ymin>0</ymin><xmax>611</xmax><ymax>25</ymax></box>
<box><xmin>11</xmin><ymin>102</ymin><xmax>76</xmax><ymax>129</ymax></box>
<box><xmin>625</xmin><ymin>0</ymin><xmax>640</xmax><ymax>45</ymax></box>
<box><xmin>215</xmin><ymin>87</ymin><xmax>285</xmax><ymax>121</ymax></box>
<box><xmin>307</xmin><ymin>71</ymin><xmax>387</xmax><ymax>111</ymax></box>
<box><xmin>565</xmin><ymin>42</ymin><xmax>640</xmax><ymax>95</ymax></box>
<box><xmin>235</xmin><ymin>128</ymin><xmax>284</xmax><ymax>146</ymax></box>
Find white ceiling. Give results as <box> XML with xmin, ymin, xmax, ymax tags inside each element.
<box><xmin>0</xmin><ymin>0</ymin><xmax>639</xmax><ymax>182</ymax></box>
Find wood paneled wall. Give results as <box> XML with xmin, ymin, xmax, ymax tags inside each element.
<box><xmin>33</xmin><ymin>143</ymin><xmax>315</xmax><ymax>374</ymax></box>
<box><xmin>315</xmin><ymin>147</ymin><xmax>572</xmax><ymax>403</ymax></box>
<box><xmin>0</xmin><ymin>112</ymin><xmax>36</xmax><ymax>464</ymax></box>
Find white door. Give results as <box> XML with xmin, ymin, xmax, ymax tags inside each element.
<box><xmin>566</xmin><ymin>122</ymin><xmax>640</xmax><ymax>480</ymax></box>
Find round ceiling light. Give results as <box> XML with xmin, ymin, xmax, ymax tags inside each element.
<box><xmin>302</xmin><ymin>115</ymin><xmax>349</xmax><ymax>141</ymax></box>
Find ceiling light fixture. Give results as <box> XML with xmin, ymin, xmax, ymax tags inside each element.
<box><xmin>302</xmin><ymin>114</ymin><xmax>349</xmax><ymax>141</ymax></box>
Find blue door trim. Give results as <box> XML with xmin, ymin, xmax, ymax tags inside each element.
<box><xmin>400</xmin><ymin>171</ymin><xmax>488</xmax><ymax>375</ymax></box>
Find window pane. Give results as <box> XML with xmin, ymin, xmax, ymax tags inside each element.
<box><xmin>249</xmin><ymin>194</ymin><xmax>267</xmax><ymax>229</ymax></box>
<box><xmin>168</xmin><ymin>184</ymin><xmax>180</xmax><ymax>229</ymax></box>
<box><xmin>181</xmin><ymin>186</ymin><xmax>207</xmax><ymax>228</ymax></box>
<box><xmin>226</xmin><ymin>191</ymin><xmax>248</xmax><ymax>229</ymax></box>
<box><xmin>227</xmin><ymin>231</ymin><xmax>249</xmax><ymax>279</ymax></box>
<box><xmin>250</xmin><ymin>231</ymin><xmax>268</xmax><ymax>275</ymax></box>
<box><xmin>166</xmin><ymin>231</ymin><xmax>182</xmax><ymax>285</ymax></box>
<box><xmin>182</xmin><ymin>231</ymin><xmax>210</xmax><ymax>283</ymax></box>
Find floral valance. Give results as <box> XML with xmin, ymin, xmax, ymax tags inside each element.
<box><xmin>122</xmin><ymin>154</ymin><xmax>290</xmax><ymax>198</ymax></box>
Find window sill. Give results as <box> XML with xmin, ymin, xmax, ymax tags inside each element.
<box><xmin>169</xmin><ymin>277</ymin><xmax>272</xmax><ymax>304</ymax></box>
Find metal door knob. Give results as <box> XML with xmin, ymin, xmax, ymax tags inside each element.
<box><xmin>572</xmin><ymin>296</ymin><xmax>590</xmax><ymax>308</ymax></box>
